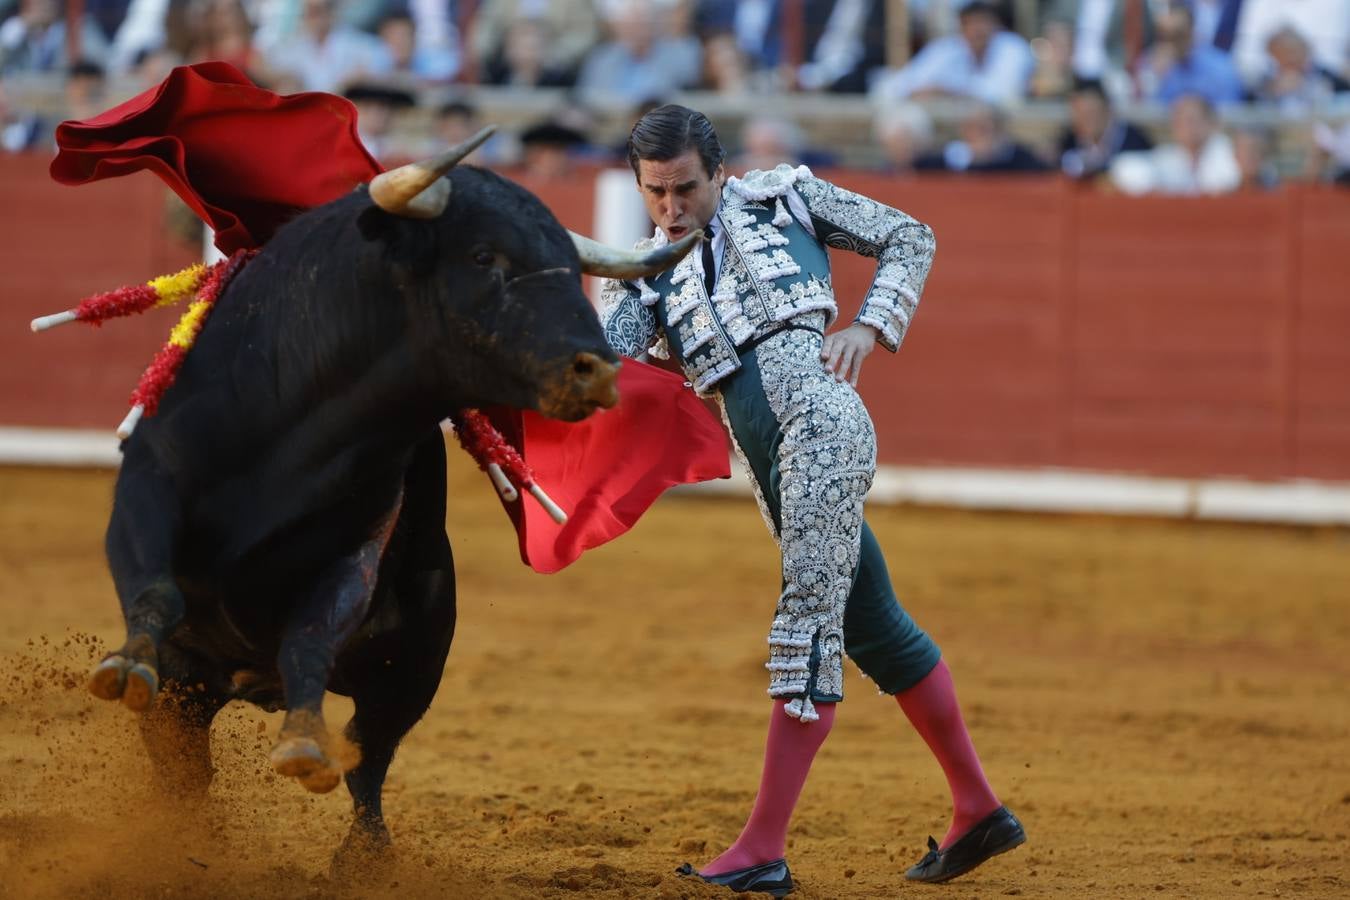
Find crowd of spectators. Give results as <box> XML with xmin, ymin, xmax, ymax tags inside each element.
<box><xmin>1</xmin><ymin>0</ymin><xmax>1348</xmax><ymax>189</ymax></box>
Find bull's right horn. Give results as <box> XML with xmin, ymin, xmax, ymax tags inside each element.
<box><xmin>368</xmin><ymin>126</ymin><xmax>497</xmax><ymax>219</ymax></box>
<box><xmin>569</xmin><ymin>230</ymin><xmax>703</xmax><ymax>279</ymax></box>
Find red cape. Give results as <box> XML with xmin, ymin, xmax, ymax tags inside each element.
<box><xmin>485</xmin><ymin>362</ymin><xmax>729</xmax><ymax>574</ymax></box>
<box><xmin>51</xmin><ymin>61</ymin><xmax>382</xmax><ymax>254</ymax></box>
<box><xmin>51</xmin><ymin>62</ymin><xmax>730</xmax><ymax>572</ymax></box>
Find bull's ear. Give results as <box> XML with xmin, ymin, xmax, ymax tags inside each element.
<box><xmin>357</xmin><ymin>205</ymin><xmax>437</xmax><ymax>275</ymax></box>
<box><xmin>357</xmin><ymin>204</ymin><xmax>403</xmax><ymax>244</ymax></box>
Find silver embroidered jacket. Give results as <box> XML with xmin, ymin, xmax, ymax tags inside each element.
<box><xmin>600</xmin><ymin>164</ymin><xmax>936</xmax><ymax>393</ymax></box>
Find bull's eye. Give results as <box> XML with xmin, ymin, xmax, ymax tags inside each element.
<box><xmin>472</xmin><ymin>248</ymin><xmax>495</xmax><ymax>268</ymax></box>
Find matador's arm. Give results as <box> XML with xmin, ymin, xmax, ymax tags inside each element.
<box><xmin>791</xmin><ymin>174</ymin><xmax>936</xmax><ymax>352</ymax></box>
<box><xmin>599</xmin><ymin>276</ymin><xmax>664</xmax><ymax>359</ymax></box>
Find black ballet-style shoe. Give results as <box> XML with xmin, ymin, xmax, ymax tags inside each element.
<box><xmin>675</xmin><ymin>858</ymin><xmax>795</xmax><ymax>897</ymax></box>
<box><xmin>904</xmin><ymin>805</ymin><xmax>1026</xmax><ymax>884</ymax></box>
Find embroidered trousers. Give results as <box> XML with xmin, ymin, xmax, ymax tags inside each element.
<box><xmin>716</xmin><ymin>318</ymin><xmax>942</xmax><ymax>713</ymax></box>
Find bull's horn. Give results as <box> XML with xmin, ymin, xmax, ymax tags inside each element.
<box><xmin>569</xmin><ymin>229</ymin><xmax>703</xmax><ymax>279</ymax></box>
<box><xmin>367</xmin><ymin>125</ymin><xmax>497</xmax><ymax>219</ymax></box>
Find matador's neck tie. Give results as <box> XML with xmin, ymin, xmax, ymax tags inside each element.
<box><xmin>701</xmin><ymin>225</ymin><xmax>717</xmax><ymax>297</ymax></box>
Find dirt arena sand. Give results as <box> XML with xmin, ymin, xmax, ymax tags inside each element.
<box><xmin>1</xmin><ymin>457</ymin><xmax>1347</xmax><ymax>899</ymax></box>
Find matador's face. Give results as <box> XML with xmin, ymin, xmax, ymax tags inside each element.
<box><xmin>636</xmin><ymin>150</ymin><xmax>725</xmax><ymax>245</ymax></box>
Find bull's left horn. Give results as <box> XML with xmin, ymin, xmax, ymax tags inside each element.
<box><xmin>569</xmin><ymin>230</ymin><xmax>703</xmax><ymax>279</ymax></box>
<box><xmin>367</xmin><ymin>125</ymin><xmax>497</xmax><ymax>219</ymax></box>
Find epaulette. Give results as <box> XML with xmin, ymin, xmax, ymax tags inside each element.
<box><xmin>726</xmin><ymin>164</ymin><xmax>814</xmax><ymax>202</ymax></box>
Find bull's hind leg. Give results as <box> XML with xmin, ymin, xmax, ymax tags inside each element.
<box><xmin>93</xmin><ymin>458</ymin><xmax>187</xmax><ymax>711</ymax></box>
<box><xmin>137</xmin><ymin>643</ymin><xmax>228</xmax><ymax>799</ymax></box>
<box><xmin>270</xmin><ymin>492</ymin><xmax>404</xmax><ymax>794</ymax></box>
<box><xmin>334</xmin><ymin>565</ymin><xmax>456</xmax><ymax>876</ymax></box>
<box><xmin>332</xmin><ymin>434</ymin><xmax>456</xmax><ymax>876</ymax></box>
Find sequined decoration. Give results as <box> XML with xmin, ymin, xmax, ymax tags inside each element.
<box><xmin>742</xmin><ymin>321</ymin><xmax>877</xmax><ymax>715</ymax></box>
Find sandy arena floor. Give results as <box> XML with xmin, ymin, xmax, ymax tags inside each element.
<box><xmin>1</xmin><ymin>457</ymin><xmax>1347</xmax><ymax>899</ymax></box>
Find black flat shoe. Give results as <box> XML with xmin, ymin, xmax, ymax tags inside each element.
<box><xmin>675</xmin><ymin>858</ymin><xmax>794</xmax><ymax>896</ymax></box>
<box><xmin>905</xmin><ymin>805</ymin><xmax>1026</xmax><ymax>884</ymax></box>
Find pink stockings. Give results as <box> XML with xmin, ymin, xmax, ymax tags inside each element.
<box><xmin>700</xmin><ymin>699</ymin><xmax>836</xmax><ymax>876</ymax></box>
<box><xmin>896</xmin><ymin>659</ymin><xmax>1001</xmax><ymax>848</ymax></box>
<box><xmin>701</xmin><ymin>659</ymin><xmax>999</xmax><ymax>875</ymax></box>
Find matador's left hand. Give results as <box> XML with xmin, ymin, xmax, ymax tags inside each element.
<box><xmin>820</xmin><ymin>323</ymin><xmax>878</xmax><ymax>387</ymax></box>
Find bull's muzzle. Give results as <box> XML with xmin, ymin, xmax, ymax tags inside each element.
<box><xmin>569</xmin><ymin>351</ymin><xmax>620</xmax><ymax>411</ymax></box>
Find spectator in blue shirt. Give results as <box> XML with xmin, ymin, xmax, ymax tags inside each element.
<box><xmin>576</xmin><ymin>0</ymin><xmax>701</xmax><ymax>106</ymax></box>
<box><xmin>1135</xmin><ymin>3</ymin><xmax>1244</xmax><ymax>107</ymax></box>
<box><xmin>870</xmin><ymin>1</ymin><xmax>1034</xmax><ymax>105</ymax></box>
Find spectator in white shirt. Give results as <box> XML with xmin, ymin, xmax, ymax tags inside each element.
<box><xmin>1253</xmin><ymin>25</ymin><xmax>1350</xmax><ymax>113</ymax></box>
<box><xmin>870</xmin><ymin>0</ymin><xmax>1034</xmax><ymax>105</ymax></box>
<box><xmin>1305</xmin><ymin>120</ymin><xmax>1350</xmax><ymax>186</ymax></box>
<box><xmin>1111</xmin><ymin>94</ymin><xmax>1241</xmax><ymax>196</ymax></box>
<box><xmin>1230</xmin><ymin>0</ymin><xmax>1350</xmax><ymax>89</ymax></box>
<box><xmin>0</xmin><ymin>0</ymin><xmax>110</xmax><ymax>74</ymax></box>
<box><xmin>263</xmin><ymin>0</ymin><xmax>391</xmax><ymax>93</ymax></box>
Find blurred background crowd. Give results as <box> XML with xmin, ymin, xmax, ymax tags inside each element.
<box><xmin>2</xmin><ymin>0</ymin><xmax>1348</xmax><ymax>193</ymax></box>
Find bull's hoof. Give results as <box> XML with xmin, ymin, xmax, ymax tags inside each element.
<box><xmin>299</xmin><ymin>768</ymin><xmax>343</xmax><ymax>794</ymax></box>
<box><xmin>270</xmin><ymin>737</ymin><xmax>341</xmax><ymax>794</ymax></box>
<box><xmin>121</xmin><ymin>663</ymin><xmax>160</xmax><ymax>712</ymax></box>
<box><xmin>331</xmin><ymin>827</ymin><xmax>394</xmax><ymax>882</ymax></box>
<box><xmin>88</xmin><ymin>656</ymin><xmax>130</xmax><ymax>701</ymax></box>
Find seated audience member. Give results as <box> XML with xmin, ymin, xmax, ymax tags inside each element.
<box><xmin>130</xmin><ymin>45</ymin><xmax>181</xmax><ymax>89</ymax></box>
<box><xmin>1230</xmin><ymin>0</ymin><xmax>1350</xmax><ymax>90</ymax></box>
<box><xmin>1233</xmin><ymin>126</ymin><xmax>1279</xmax><ymax>191</ymax></box>
<box><xmin>1029</xmin><ymin>16</ymin><xmax>1075</xmax><ymax>100</ymax></box>
<box><xmin>1</xmin><ymin>80</ymin><xmax>41</xmax><ymax>151</ymax></box>
<box><xmin>1047</xmin><ymin>0</ymin><xmax>1155</xmax><ymax>85</ymax></box>
<box><xmin>794</xmin><ymin>0</ymin><xmax>886</xmax><ymax>94</ymax></box>
<box><xmin>377</xmin><ymin>11</ymin><xmax>459</xmax><ymax>84</ymax></box>
<box><xmin>0</xmin><ymin>0</ymin><xmax>110</xmax><ymax>74</ymax></box>
<box><xmin>262</xmin><ymin>0</ymin><xmax>391</xmax><ymax>93</ymax></box>
<box><xmin>106</xmin><ymin>0</ymin><xmax>168</xmax><ymax>75</ymax></box>
<box><xmin>1187</xmin><ymin>0</ymin><xmax>1245</xmax><ymax>50</ymax></box>
<box><xmin>64</xmin><ymin>58</ymin><xmax>106</xmax><ymax>121</ymax></box>
<box><xmin>185</xmin><ymin>0</ymin><xmax>259</xmax><ymax>76</ymax></box>
<box><xmin>516</xmin><ymin>119</ymin><xmax>591</xmax><ymax>182</ymax></box>
<box><xmin>730</xmin><ymin>116</ymin><xmax>805</xmax><ymax>174</ymax></box>
<box><xmin>694</xmin><ymin>0</ymin><xmax>783</xmax><ymax>73</ymax></box>
<box><xmin>344</xmin><ymin>81</ymin><xmax>417</xmax><ymax>164</ymax></box>
<box><xmin>1252</xmin><ymin>26</ymin><xmax>1349</xmax><ymax>113</ymax></box>
<box><xmin>576</xmin><ymin>0</ymin><xmax>701</xmax><ymax>104</ymax></box>
<box><xmin>919</xmin><ymin>101</ymin><xmax>1051</xmax><ymax>174</ymax></box>
<box><xmin>1059</xmin><ymin>78</ymin><xmax>1153</xmax><ymax>180</ymax></box>
<box><xmin>701</xmin><ymin>29</ymin><xmax>750</xmax><ymax>93</ymax></box>
<box><xmin>483</xmin><ymin>18</ymin><xmax>574</xmax><ymax>87</ymax></box>
<box><xmin>435</xmin><ymin>98</ymin><xmax>515</xmax><ymax>167</ymax></box>
<box><xmin>871</xmin><ymin>0</ymin><xmax>1034</xmax><ymax>105</ymax></box>
<box><xmin>472</xmin><ymin>0</ymin><xmax>598</xmax><ymax>85</ymax></box>
<box><xmin>1306</xmin><ymin>120</ymin><xmax>1350</xmax><ymax>187</ymax></box>
<box><xmin>874</xmin><ymin>103</ymin><xmax>936</xmax><ymax>175</ymax></box>
<box><xmin>0</xmin><ymin>55</ymin><xmax>102</xmax><ymax>150</ymax></box>
<box><xmin>83</xmin><ymin>0</ymin><xmax>133</xmax><ymax>45</ymax></box>
<box><xmin>1110</xmin><ymin>94</ymin><xmax>1240</xmax><ymax>195</ymax></box>
<box><xmin>1135</xmin><ymin>3</ymin><xmax>1243</xmax><ymax>107</ymax></box>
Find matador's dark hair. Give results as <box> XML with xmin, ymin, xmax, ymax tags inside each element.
<box><xmin>626</xmin><ymin>104</ymin><xmax>725</xmax><ymax>180</ymax></box>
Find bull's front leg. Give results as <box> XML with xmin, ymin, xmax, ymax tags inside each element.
<box><xmin>270</xmin><ymin>492</ymin><xmax>403</xmax><ymax>794</ymax></box>
<box><xmin>91</xmin><ymin>458</ymin><xmax>187</xmax><ymax>711</ymax></box>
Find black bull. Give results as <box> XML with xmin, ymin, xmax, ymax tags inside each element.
<box><xmin>83</xmin><ymin>163</ymin><xmax>692</xmax><ymax>869</ymax></box>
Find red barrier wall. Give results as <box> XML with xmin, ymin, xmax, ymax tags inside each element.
<box><xmin>1</xmin><ymin>155</ymin><xmax>1347</xmax><ymax>481</ymax></box>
